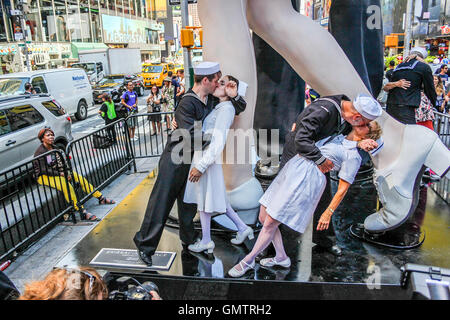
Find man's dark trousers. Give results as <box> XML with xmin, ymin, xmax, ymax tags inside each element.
<box><xmin>133</xmin><ymin>147</ymin><xmax>197</xmax><ymax>256</ymax></box>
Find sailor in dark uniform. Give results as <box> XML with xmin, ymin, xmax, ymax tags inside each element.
<box><xmin>279</xmin><ymin>94</ymin><xmax>381</xmax><ymax>255</ymax></box>
<box><xmin>384</xmin><ymin>47</ymin><xmax>436</xmax><ymax>125</ymax></box>
<box><xmin>134</xmin><ymin>62</ymin><xmax>247</xmax><ymax>266</ymax></box>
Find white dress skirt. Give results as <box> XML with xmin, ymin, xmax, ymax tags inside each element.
<box><xmin>259</xmin><ymin>155</ymin><xmax>327</xmax><ymax>233</ymax></box>
<box><xmin>183</xmin><ymin>102</ymin><xmax>235</xmax><ymax>213</ymax></box>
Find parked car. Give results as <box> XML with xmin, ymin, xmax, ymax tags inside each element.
<box><xmin>0</xmin><ymin>68</ymin><xmax>94</xmax><ymax>121</ymax></box>
<box><xmin>92</xmin><ymin>74</ymin><xmax>144</xmax><ymax>104</ymax></box>
<box><xmin>0</xmin><ymin>94</ymin><xmax>73</xmax><ymax>174</ymax></box>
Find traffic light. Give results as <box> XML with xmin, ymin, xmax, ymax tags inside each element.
<box><xmin>180</xmin><ymin>28</ymin><xmax>194</xmax><ymax>48</ymax></box>
<box><xmin>199</xmin><ymin>29</ymin><xmax>203</xmax><ymax>47</ymax></box>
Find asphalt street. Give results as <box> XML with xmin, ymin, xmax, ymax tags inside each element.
<box><xmin>70</xmin><ymin>89</ymin><xmax>151</xmax><ymax>138</ymax></box>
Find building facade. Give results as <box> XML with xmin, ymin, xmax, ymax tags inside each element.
<box><xmin>0</xmin><ymin>0</ymin><xmax>170</xmax><ymax>74</ymax></box>
<box><xmin>382</xmin><ymin>0</ymin><xmax>450</xmax><ymax>57</ymax></box>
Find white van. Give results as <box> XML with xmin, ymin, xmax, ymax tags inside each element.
<box><xmin>0</xmin><ymin>68</ymin><xmax>94</xmax><ymax>120</ymax></box>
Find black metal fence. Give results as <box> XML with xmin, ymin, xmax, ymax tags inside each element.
<box><xmin>65</xmin><ymin>119</ymin><xmax>135</xmax><ymax>207</ymax></box>
<box><xmin>0</xmin><ymin>149</ymin><xmax>75</xmax><ymax>261</ymax></box>
<box><xmin>432</xmin><ymin>112</ymin><xmax>450</xmax><ymax>203</ymax></box>
<box><xmin>0</xmin><ymin>112</ymin><xmax>173</xmax><ymax>262</ymax></box>
<box><xmin>128</xmin><ymin>112</ymin><xmax>174</xmax><ymax>160</ymax></box>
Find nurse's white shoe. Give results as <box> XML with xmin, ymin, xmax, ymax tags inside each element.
<box><xmin>228</xmin><ymin>260</ymin><xmax>255</xmax><ymax>278</ymax></box>
<box><xmin>260</xmin><ymin>256</ymin><xmax>291</xmax><ymax>268</ymax></box>
<box><xmin>231</xmin><ymin>227</ymin><xmax>254</xmax><ymax>245</ymax></box>
<box><xmin>366</xmin><ymin>125</ymin><xmax>450</xmax><ymax>233</ymax></box>
<box><xmin>188</xmin><ymin>240</ymin><xmax>215</xmax><ymax>254</ymax></box>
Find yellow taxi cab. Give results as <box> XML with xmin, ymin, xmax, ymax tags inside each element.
<box><xmin>141</xmin><ymin>63</ymin><xmax>171</xmax><ymax>88</ymax></box>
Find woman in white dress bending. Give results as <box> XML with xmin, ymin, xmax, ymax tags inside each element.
<box><xmin>184</xmin><ymin>75</ymin><xmax>254</xmax><ymax>254</ymax></box>
<box><xmin>228</xmin><ymin>121</ymin><xmax>383</xmax><ymax>277</ymax></box>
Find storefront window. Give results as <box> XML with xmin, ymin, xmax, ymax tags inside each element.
<box><xmin>53</xmin><ymin>0</ymin><xmax>69</xmax><ymax>42</ymax></box>
<box><xmin>90</xmin><ymin>1</ymin><xmax>102</xmax><ymax>43</ymax></box>
<box><xmin>25</xmin><ymin>1</ymin><xmax>43</xmax><ymax>42</ymax></box>
<box><xmin>130</xmin><ymin>0</ymin><xmax>136</xmax><ymax>16</ymax></box>
<box><xmin>123</xmin><ymin>0</ymin><xmax>130</xmax><ymax>14</ymax></box>
<box><xmin>98</xmin><ymin>0</ymin><xmax>107</xmax><ymax>9</ymax></box>
<box><xmin>136</xmin><ymin>0</ymin><xmax>142</xmax><ymax>18</ymax></box>
<box><xmin>39</xmin><ymin>0</ymin><xmax>57</xmax><ymax>41</ymax></box>
<box><xmin>108</xmin><ymin>0</ymin><xmax>115</xmax><ymax>11</ymax></box>
<box><xmin>66</xmin><ymin>0</ymin><xmax>82</xmax><ymax>42</ymax></box>
<box><xmin>140</xmin><ymin>0</ymin><xmax>146</xmax><ymax>18</ymax></box>
<box><xmin>79</xmin><ymin>0</ymin><xmax>92</xmax><ymax>42</ymax></box>
<box><xmin>145</xmin><ymin>0</ymin><xmax>154</xmax><ymax>20</ymax></box>
<box><xmin>116</xmin><ymin>0</ymin><xmax>123</xmax><ymax>14</ymax></box>
<box><xmin>0</xmin><ymin>2</ymin><xmax>8</xmax><ymax>42</ymax></box>
<box><xmin>148</xmin><ymin>29</ymin><xmax>158</xmax><ymax>45</ymax></box>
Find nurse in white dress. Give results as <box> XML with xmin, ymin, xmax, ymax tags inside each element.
<box><xmin>184</xmin><ymin>75</ymin><xmax>254</xmax><ymax>254</ymax></box>
<box><xmin>228</xmin><ymin>121</ymin><xmax>383</xmax><ymax>277</ymax></box>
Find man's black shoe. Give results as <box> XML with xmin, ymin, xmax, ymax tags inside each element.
<box><xmin>326</xmin><ymin>245</ymin><xmax>342</xmax><ymax>256</ymax></box>
<box><xmin>138</xmin><ymin>250</ymin><xmax>153</xmax><ymax>266</ymax></box>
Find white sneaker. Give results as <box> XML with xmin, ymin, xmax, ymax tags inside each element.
<box><xmin>260</xmin><ymin>256</ymin><xmax>291</xmax><ymax>268</ymax></box>
<box><xmin>228</xmin><ymin>260</ymin><xmax>255</xmax><ymax>278</ymax></box>
<box><xmin>230</xmin><ymin>226</ymin><xmax>254</xmax><ymax>245</ymax></box>
<box><xmin>187</xmin><ymin>240</ymin><xmax>215</xmax><ymax>254</ymax></box>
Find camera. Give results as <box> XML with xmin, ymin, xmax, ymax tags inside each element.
<box><xmin>108</xmin><ymin>276</ymin><xmax>159</xmax><ymax>300</ymax></box>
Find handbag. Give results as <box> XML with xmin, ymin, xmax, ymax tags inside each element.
<box><xmin>92</xmin><ymin>133</ymin><xmax>114</xmax><ymax>149</ymax></box>
<box><xmin>416</xmin><ymin>92</ymin><xmax>435</xmax><ymax>122</ymax></box>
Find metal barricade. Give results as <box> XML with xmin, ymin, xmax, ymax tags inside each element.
<box><xmin>433</xmin><ymin>112</ymin><xmax>450</xmax><ymax>148</ymax></box>
<box><xmin>65</xmin><ymin>119</ymin><xmax>135</xmax><ymax>207</ymax></box>
<box><xmin>127</xmin><ymin>112</ymin><xmax>174</xmax><ymax>160</ymax></box>
<box><xmin>0</xmin><ymin>149</ymin><xmax>75</xmax><ymax>261</ymax></box>
<box><xmin>432</xmin><ymin>112</ymin><xmax>450</xmax><ymax>203</ymax></box>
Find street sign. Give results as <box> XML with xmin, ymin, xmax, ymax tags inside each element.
<box><xmin>10</xmin><ymin>9</ymin><xmax>22</xmax><ymax>16</ymax></box>
<box><xmin>14</xmin><ymin>33</ymin><xmax>23</xmax><ymax>41</ymax></box>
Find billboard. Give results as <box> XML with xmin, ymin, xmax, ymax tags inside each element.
<box><xmin>102</xmin><ymin>14</ymin><xmax>150</xmax><ymax>44</ymax></box>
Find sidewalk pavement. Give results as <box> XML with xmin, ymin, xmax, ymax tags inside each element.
<box><xmin>4</xmin><ymin>156</ymin><xmax>159</xmax><ymax>293</ymax></box>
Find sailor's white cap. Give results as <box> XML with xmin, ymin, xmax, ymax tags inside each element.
<box><xmin>353</xmin><ymin>93</ymin><xmax>383</xmax><ymax>120</ymax></box>
<box><xmin>410</xmin><ymin>46</ymin><xmax>428</xmax><ymax>59</ymax></box>
<box><xmin>193</xmin><ymin>61</ymin><xmax>221</xmax><ymax>75</ymax></box>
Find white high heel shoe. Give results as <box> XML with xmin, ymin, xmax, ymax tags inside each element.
<box><xmin>188</xmin><ymin>240</ymin><xmax>215</xmax><ymax>254</ymax></box>
<box><xmin>228</xmin><ymin>260</ymin><xmax>255</xmax><ymax>278</ymax></box>
<box><xmin>231</xmin><ymin>227</ymin><xmax>254</xmax><ymax>245</ymax></box>
<box><xmin>366</xmin><ymin>125</ymin><xmax>450</xmax><ymax>233</ymax></box>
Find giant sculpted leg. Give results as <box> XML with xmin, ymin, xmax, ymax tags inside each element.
<box><xmin>246</xmin><ymin>0</ymin><xmax>450</xmax><ymax>233</ymax></box>
<box><xmin>198</xmin><ymin>0</ymin><xmax>263</xmax><ymax>212</ymax></box>
<box><xmin>198</xmin><ymin>0</ymin><xmax>450</xmax><ymax>232</ymax></box>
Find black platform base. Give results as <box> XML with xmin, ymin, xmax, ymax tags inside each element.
<box><xmin>349</xmin><ymin>224</ymin><xmax>426</xmax><ymax>250</ymax></box>
<box><xmin>54</xmin><ymin>171</ymin><xmax>450</xmax><ymax>300</ymax></box>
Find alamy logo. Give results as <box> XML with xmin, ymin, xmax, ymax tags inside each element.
<box><xmin>367</xmin><ymin>5</ymin><xmax>382</xmax><ymax>30</ymax></box>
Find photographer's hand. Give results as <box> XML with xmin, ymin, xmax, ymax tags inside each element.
<box><xmin>150</xmin><ymin>291</ymin><xmax>162</xmax><ymax>300</ymax></box>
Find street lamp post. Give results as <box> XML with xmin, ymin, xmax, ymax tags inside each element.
<box><xmin>403</xmin><ymin>0</ymin><xmax>414</xmax><ymax>59</ymax></box>
<box><xmin>180</xmin><ymin>0</ymin><xmax>191</xmax><ymax>90</ymax></box>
